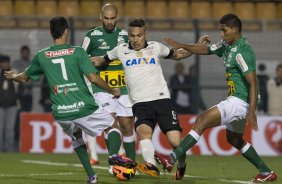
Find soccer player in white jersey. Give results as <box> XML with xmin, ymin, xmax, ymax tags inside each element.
<box><xmin>92</xmin><ymin>18</ymin><xmax>193</xmax><ymax>180</ymax></box>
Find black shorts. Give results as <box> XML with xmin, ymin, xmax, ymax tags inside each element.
<box><xmin>132</xmin><ymin>98</ymin><xmax>182</xmax><ymax>134</ymax></box>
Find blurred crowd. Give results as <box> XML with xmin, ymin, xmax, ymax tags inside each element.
<box><xmin>0</xmin><ymin>46</ymin><xmax>282</xmax><ymax>152</ymax></box>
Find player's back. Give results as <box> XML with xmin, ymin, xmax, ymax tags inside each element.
<box><xmin>33</xmin><ymin>44</ymin><xmax>98</xmax><ymax>120</ymax></box>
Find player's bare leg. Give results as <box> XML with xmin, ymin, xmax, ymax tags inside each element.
<box><xmin>226</xmin><ymin>130</ymin><xmax>277</xmax><ymax>182</ymax></box>
<box><xmin>118</xmin><ymin>116</ymin><xmax>136</xmax><ymax>160</ymax></box>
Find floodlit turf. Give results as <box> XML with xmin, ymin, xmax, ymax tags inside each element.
<box><xmin>0</xmin><ymin>153</ymin><xmax>281</xmax><ymax>184</ymax></box>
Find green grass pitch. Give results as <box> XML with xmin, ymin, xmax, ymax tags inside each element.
<box><xmin>0</xmin><ymin>153</ymin><xmax>281</xmax><ymax>184</ymax></box>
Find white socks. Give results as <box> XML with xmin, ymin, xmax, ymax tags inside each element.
<box><xmin>123</xmin><ymin>135</ymin><xmax>136</xmax><ymax>143</ymax></box>
<box><xmin>240</xmin><ymin>142</ymin><xmax>251</xmax><ymax>154</ymax></box>
<box><xmin>87</xmin><ymin>135</ymin><xmax>98</xmax><ymax>160</ymax></box>
<box><xmin>139</xmin><ymin>139</ymin><xmax>156</xmax><ymax>166</ymax></box>
<box><xmin>188</xmin><ymin>130</ymin><xmax>201</xmax><ymax>141</ymax></box>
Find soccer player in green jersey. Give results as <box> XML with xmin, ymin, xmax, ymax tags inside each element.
<box><xmin>155</xmin><ymin>14</ymin><xmax>278</xmax><ymax>182</ymax></box>
<box><xmin>81</xmin><ymin>3</ymin><xmax>135</xmax><ymax>166</ymax></box>
<box><xmin>4</xmin><ymin>16</ymin><xmax>136</xmax><ymax>184</ymax></box>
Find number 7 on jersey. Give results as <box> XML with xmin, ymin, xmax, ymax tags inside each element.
<box><xmin>52</xmin><ymin>58</ymin><xmax>68</xmax><ymax>81</ymax></box>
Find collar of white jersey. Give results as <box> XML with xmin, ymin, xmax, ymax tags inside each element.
<box><xmin>128</xmin><ymin>41</ymin><xmax>149</xmax><ymax>50</ymax></box>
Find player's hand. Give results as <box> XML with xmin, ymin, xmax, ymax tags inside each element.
<box><xmin>197</xmin><ymin>35</ymin><xmax>211</xmax><ymax>45</ymax></box>
<box><xmin>111</xmin><ymin>88</ymin><xmax>121</xmax><ymax>98</ymax></box>
<box><xmin>163</xmin><ymin>36</ymin><xmax>181</xmax><ymax>49</ymax></box>
<box><xmin>4</xmin><ymin>71</ymin><xmax>15</xmax><ymax>80</ymax></box>
<box><xmin>247</xmin><ymin>112</ymin><xmax>258</xmax><ymax>131</ymax></box>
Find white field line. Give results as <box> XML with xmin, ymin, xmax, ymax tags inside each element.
<box><xmin>15</xmin><ymin>160</ymin><xmax>254</xmax><ymax>184</ymax></box>
<box><xmin>0</xmin><ymin>172</ymin><xmax>75</xmax><ymax>177</ymax></box>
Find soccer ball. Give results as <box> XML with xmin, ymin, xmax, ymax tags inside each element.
<box><xmin>112</xmin><ymin>165</ymin><xmax>135</xmax><ymax>181</ymax></box>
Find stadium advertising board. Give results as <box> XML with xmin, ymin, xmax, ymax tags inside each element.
<box><xmin>20</xmin><ymin>113</ymin><xmax>282</xmax><ymax>156</ymax></box>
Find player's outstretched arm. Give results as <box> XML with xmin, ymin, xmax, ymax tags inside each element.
<box><xmin>171</xmin><ymin>48</ymin><xmax>193</xmax><ymax>60</ymax></box>
<box><xmin>4</xmin><ymin>71</ymin><xmax>29</xmax><ymax>83</ymax></box>
<box><xmin>87</xmin><ymin>73</ymin><xmax>120</xmax><ymax>98</ymax></box>
<box><xmin>164</xmin><ymin>36</ymin><xmax>209</xmax><ymax>55</ymax></box>
<box><xmin>245</xmin><ymin>71</ymin><xmax>258</xmax><ymax>131</ymax></box>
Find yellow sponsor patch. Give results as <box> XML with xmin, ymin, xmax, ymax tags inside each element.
<box><xmin>227</xmin><ymin>80</ymin><xmax>235</xmax><ymax>96</ymax></box>
<box><xmin>100</xmin><ymin>70</ymin><xmax>126</xmax><ymax>87</ymax></box>
<box><xmin>109</xmin><ymin>60</ymin><xmax>122</xmax><ymax>66</ymax></box>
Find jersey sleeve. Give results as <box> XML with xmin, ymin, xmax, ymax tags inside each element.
<box><xmin>157</xmin><ymin>42</ymin><xmax>171</xmax><ymax>58</ymax></box>
<box><xmin>235</xmin><ymin>50</ymin><xmax>256</xmax><ymax>75</ymax></box>
<box><xmin>208</xmin><ymin>40</ymin><xmax>227</xmax><ymax>57</ymax></box>
<box><xmin>78</xmin><ymin>48</ymin><xmax>96</xmax><ymax>76</ymax></box>
<box><xmin>107</xmin><ymin>45</ymin><xmax>119</xmax><ymax>60</ymax></box>
<box><xmin>81</xmin><ymin>34</ymin><xmax>93</xmax><ymax>55</ymax></box>
<box><xmin>24</xmin><ymin>53</ymin><xmax>43</xmax><ymax>80</ymax></box>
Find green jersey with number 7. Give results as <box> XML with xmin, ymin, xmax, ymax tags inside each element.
<box><xmin>25</xmin><ymin>44</ymin><xmax>99</xmax><ymax>121</ymax></box>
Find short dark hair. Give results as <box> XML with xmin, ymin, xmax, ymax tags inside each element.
<box><xmin>129</xmin><ymin>18</ymin><xmax>146</xmax><ymax>28</ymax></box>
<box><xmin>21</xmin><ymin>45</ymin><xmax>30</xmax><ymax>52</ymax></box>
<box><xmin>49</xmin><ymin>16</ymin><xmax>69</xmax><ymax>39</ymax></box>
<box><xmin>0</xmin><ymin>55</ymin><xmax>10</xmax><ymax>63</ymax></box>
<box><xmin>220</xmin><ymin>14</ymin><xmax>242</xmax><ymax>33</ymax></box>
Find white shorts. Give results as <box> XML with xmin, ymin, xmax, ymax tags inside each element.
<box><xmin>216</xmin><ymin>96</ymin><xmax>249</xmax><ymax>134</ymax></box>
<box><xmin>56</xmin><ymin>107</ymin><xmax>114</xmax><ymax>140</ymax></box>
<box><xmin>94</xmin><ymin>92</ymin><xmax>133</xmax><ymax>117</ymax></box>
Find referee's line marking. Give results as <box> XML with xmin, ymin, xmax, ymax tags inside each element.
<box><xmin>17</xmin><ymin>160</ymin><xmax>253</xmax><ymax>184</ymax></box>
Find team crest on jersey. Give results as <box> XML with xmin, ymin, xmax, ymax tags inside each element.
<box><xmin>146</xmin><ymin>50</ymin><xmax>154</xmax><ymax>56</ymax></box>
<box><xmin>125</xmin><ymin>57</ymin><xmax>156</xmax><ymax>66</ymax></box>
<box><xmin>45</xmin><ymin>48</ymin><xmax>75</xmax><ymax>58</ymax></box>
<box><xmin>99</xmin><ymin>41</ymin><xmax>110</xmax><ymax>49</ymax></box>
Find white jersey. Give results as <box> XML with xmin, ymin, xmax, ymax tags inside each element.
<box><xmin>107</xmin><ymin>41</ymin><xmax>171</xmax><ymax>105</ymax></box>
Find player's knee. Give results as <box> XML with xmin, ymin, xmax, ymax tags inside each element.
<box><xmin>169</xmin><ymin>138</ymin><xmax>181</xmax><ymax>148</ymax></box>
<box><xmin>136</xmin><ymin>124</ymin><xmax>153</xmax><ymax>140</ymax></box>
<box><xmin>166</xmin><ymin>131</ymin><xmax>181</xmax><ymax>148</ymax></box>
<box><xmin>193</xmin><ymin>116</ymin><xmax>207</xmax><ymax>134</ymax></box>
<box><xmin>119</xmin><ymin>123</ymin><xmax>133</xmax><ymax>136</ymax></box>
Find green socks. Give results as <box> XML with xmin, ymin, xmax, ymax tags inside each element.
<box><xmin>241</xmin><ymin>143</ymin><xmax>271</xmax><ymax>173</ymax></box>
<box><xmin>124</xmin><ymin>141</ymin><xmax>136</xmax><ymax>160</ymax></box>
<box><xmin>173</xmin><ymin>130</ymin><xmax>200</xmax><ymax>159</ymax></box>
<box><xmin>123</xmin><ymin>135</ymin><xmax>136</xmax><ymax>160</ymax></box>
<box><xmin>107</xmin><ymin>129</ymin><xmax>122</xmax><ymax>156</ymax></box>
<box><xmin>74</xmin><ymin>144</ymin><xmax>95</xmax><ymax>176</ymax></box>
